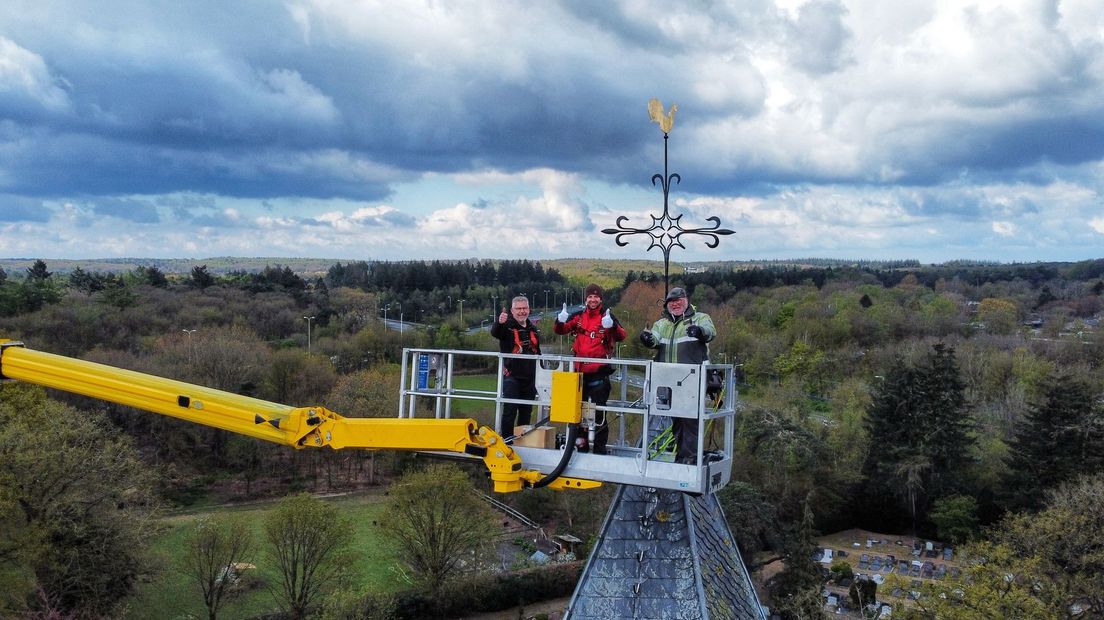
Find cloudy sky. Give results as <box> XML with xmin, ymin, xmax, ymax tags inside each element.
<box><xmin>1</xmin><ymin>0</ymin><xmax>1103</xmax><ymax>264</ymax></box>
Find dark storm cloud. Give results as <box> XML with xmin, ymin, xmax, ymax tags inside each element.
<box><xmin>157</xmin><ymin>193</ymin><xmax>218</xmax><ymax>211</ymax></box>
<box><xmin>0</xmin><ymin>1</ymin><xmax>770</xmax><ymax>201</ymax></box>
<box><xmin>1</xmin><ymin>0</ymin><xmax>1103</xmax><ymax>268</ymax></box>
<box><xmin>0</xmin><ymin>195</ymin><xmax>49</xmax><ymax>222</ymax></box>
<box><xmin>871</xmin><ymin>112</ymin><xmax>1104</xmax><ymax>187</ymax></box>
<box><xmin>0</xmin><ymin>130</ymin><xmax>395</xmax><ymax>200</ymax></box>
<box><xmin>977</xmin><ymin>117</ymin><xmax>1104</xmax><ymax>169</ymax></box>
<box><xmin>787</xmin><ymin>0</ymin><xmax>853</xmax><ymax>74</ymax></box>
<box><xmin>559</xmin><ymin>2</ymin><xmax>680</xmax><ymax>52</ymax></box>
<box><xmin>375</xmin><ymin>210</ymin><xmax>417</xmax><ymax>227</ymax></box>
<box><xmin>90</xmin><ymin>196</ymin><xmax>160</xmax><ymax>223</ymax></box>
<box><xmin>886</xmin><ymin>186</ymin><xmax>1044</xmax><ymax>220</ymax></box>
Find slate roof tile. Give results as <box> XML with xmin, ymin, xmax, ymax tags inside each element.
<box><xmin>567</xmin><ymin>485</ymin><xmax>765</xmax><ymax>619</ymax></box>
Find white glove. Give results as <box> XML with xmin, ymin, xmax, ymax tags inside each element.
<box><xmin>557</xmin><ymin>303</ymin><xmax>569</xmax><ymax>323</ymax></box>
<box><xmin>601</xmin><ymin>308</ymin><xmax>614</xmax><ymax>329</ymax></box>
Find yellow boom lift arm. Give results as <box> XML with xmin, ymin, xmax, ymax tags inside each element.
<box><xmin>0</xmin><ymin>340</ymin><xmax>599</xmax><ymax>494</ymax></box>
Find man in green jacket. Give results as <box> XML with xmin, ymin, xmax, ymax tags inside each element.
<box><xmin>639</xmin><ymin>287</ymin><xmax>716</xmax><ymax>463</ymax></box>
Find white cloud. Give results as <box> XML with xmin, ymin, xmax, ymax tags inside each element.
<box><xmin>1090</xmin><ymin>217</ymin><xmax>1104</xmax><ymax>235</ymax></box>
<box><xmin>992</xmin><ymin>221</ymin><xmax>1016</xmax><ymax>236</ymax></box>
<box><xmin>313</xmin><ymin>205</ymin><xmax>412</xmax><ymax>231</ymax></box>
<box><xmin>254</xmin><ymin>215</ymin><xmax>300</xmax><ymax>229</ymax></box>
<box><xmin>0</xmin><ymin>36</ymin><xmax>70</xmax><ymax>113</ymax></box>
<box><xmin>427</xmin><ymin>168</ymin><xmax>592</xmax><ymax>237</ymax></box>
<box><xmin>255</xmin><ymin>68</ymin><xmax>339</xmax><ymax>125</ymax></box>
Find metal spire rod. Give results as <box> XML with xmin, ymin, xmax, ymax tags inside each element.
<box><xmin>602</xmin><ymin>99</ymin><xmax>734</xmax><ymax>293</ymax></box>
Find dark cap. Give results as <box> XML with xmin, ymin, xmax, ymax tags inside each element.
<box><xmin>665</xmin><ymin>287</ymin><xmax>687</xmax><ymax>302</ymax></box>
<box><xmin>585</xmin><ymin>283</ymin><xmax>603</xmax><ymax>299</ymax></box>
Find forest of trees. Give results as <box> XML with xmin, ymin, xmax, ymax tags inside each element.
<box><xmin>2</xmin><ymin>257</ymin><xmax>1104</xmax><ymax>617</ymax></box>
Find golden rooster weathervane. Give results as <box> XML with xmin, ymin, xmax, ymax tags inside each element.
<box><xmin>603</xmin><ymin>98</ymin><xmax>734</xmax><ymax>292</ymax></box>
<box><xmin>648</xmin><ymin>98</ymin><xmax>677</xmax><ymax>134</ymax></box>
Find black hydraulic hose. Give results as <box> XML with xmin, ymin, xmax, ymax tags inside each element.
<box><xmin>532</xmin><ymin>424</ymin><xmax>578</xmax><ymax>489</ymax></box>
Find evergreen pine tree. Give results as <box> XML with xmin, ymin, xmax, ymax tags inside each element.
<box><xmin>1005</xmin><ymin>373</ymin><xmax>1104</xmax><ymax>510</ymax></box>
<box><xmin>862</xmin><ymin>344</ymin><xmax>974</xmax><ymax>531</ymax></box>
<box><xmin>864</xmin><ymin>358</ymin><xmax>923</xmax><ymax>475</ymax></box>
<box><xmin>863</xmin><ymin>358</ymin><xmax>922</xmax><ymax>527</ymax></box>
<box><xmin>773</xmin><ymin>497</ymin><xmax>825</xmax><ymax>619</ymax></box>
<box><xmin>190</xmin><ymin>264</ymin><xmax>215</xmax><ymax>289</ymax></box>
<box><xmin>26</xmin><ymin>259</ymin><xmax>51</xmax><ymax>281</ymax></box>
<box><xmin>918</xmin><ymin>343</ymin><xmax>973</xmax><ymax>497</ymax></box>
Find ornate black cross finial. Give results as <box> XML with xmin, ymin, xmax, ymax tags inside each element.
<box><xmin>603</xmin><ymin>99</ymin><xmax>734</xmax><ymax>293</ymax></box>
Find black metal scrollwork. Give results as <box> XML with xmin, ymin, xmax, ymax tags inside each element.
<box><xmin>603</xmin><ymin>131</ymin><xmax>734</xmax><ymax>292</ymax></box>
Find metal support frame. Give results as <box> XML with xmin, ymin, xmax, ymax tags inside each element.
<box><xmin>398</xmin><ymin>347</ymin><xmax>738</xmax><ymax>495</ymax></box>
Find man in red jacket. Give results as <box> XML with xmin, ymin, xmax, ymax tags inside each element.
<box><xmin>553</xmin><ymin>283</ymin><xmax>626</xmax><ymax>454</ymax></box>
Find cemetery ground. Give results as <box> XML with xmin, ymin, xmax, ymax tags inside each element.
<box><xmin>808</xmin><ymin>528</ymin><xmax>963</xmax><ymax>616</ymax></box>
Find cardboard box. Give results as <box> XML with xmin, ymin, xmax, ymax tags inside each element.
<box><xmin>512</xmin><ymin>425</ymin><xmax>557</xmax><ymax>449</ymax></box>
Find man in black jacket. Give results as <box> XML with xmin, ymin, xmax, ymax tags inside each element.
<box><xmin>490</xmin><ymin>296</ymin><xmax>542</xmax><ymax>436</ymax></box>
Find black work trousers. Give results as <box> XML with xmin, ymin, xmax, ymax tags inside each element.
<box><xmin>673</xmin><ymin>417</ymin><xmax>699</xmax><ymax>464</ymax></box>
<box><xmin>580</xmin><ymin>374</ymin><xmax>611</xmax><ymax>454</ymax></box>
<box><xmin>501</xmin><ymin>375</ymin><xmax>536</xmax><ymax>436</ymax></box>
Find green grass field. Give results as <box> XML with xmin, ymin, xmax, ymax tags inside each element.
<box><xmin>433</xmin><ymin>373</ymin><xmax>513</xmax><ymax>431</ymax></box>
<box><xmin>447</xmin><ymin>373</ymin><xmax>498</xmax><ymax>417</ymax></box>
<box><xmin>124</xmin><ymin>374</ymin><xmax>556</xmax><ymax>618</ymax></box>
<box><xmin>124</xmin><ymin>493</ymin><xmax>404</xmax><ymax>619</ymax></box>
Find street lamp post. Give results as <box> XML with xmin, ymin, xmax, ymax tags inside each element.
<box><xmin>543</xmin><ymin>289</ymin><xmax>551</xmax><ymax>310</ymax></box>
<box><xmin>303</xmin><ymin>316</ymin><xmax>316</xmax><ymax>353</ymax></box>
<box><xmin>458</xmin><ymin>299</ymin><xmax>466</xmax><ymax>326</ymax></box>
<box><xmin>181</xmin><ymin>329</ymin><xmax>197</xmax><ymax>364</ymax></box>
<box><xmin>481</xmin><ymin>319</ymin><xmax>488</xmax><ymax>331</ymax></box>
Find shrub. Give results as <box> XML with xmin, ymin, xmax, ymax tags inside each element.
<box><xmin>318</xmin><ymin>587</ymin><xmax>397</xmax><ymax>620</ymax></box>
<box><xmin>391</xmin><ymin>562</ymin><xmax>583</xmax><ymax>619</ymax></box>
<box><xmin>829</xmin><ymin>558</ymin><xmax>853</xmax><ymax>583</ymax></box>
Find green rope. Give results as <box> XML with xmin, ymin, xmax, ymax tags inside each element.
<box><xmin>648</xmin><ymin>425</ymin><xmax>676</xmax><ymax>458</ymax></box>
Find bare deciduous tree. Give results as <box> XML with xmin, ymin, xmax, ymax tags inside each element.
<box><xmin>180</xmin><ymin>514</ymin><xmax>256</xmax><ymax>620</ymax></box>
<box><xmin>381</xmin><ymin>464</ymin><xmax>495</xmax><ymax>592</ymax></box>
<box><xmin>263</xmin><ymin>494</ymin><xmax>355</xmax><ymax>619</ymax></box>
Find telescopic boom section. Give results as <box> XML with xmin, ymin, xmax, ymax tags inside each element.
<box><xmin>0</xmin><ymin>340</ymin><xmax>597</xmax><ymax>494</ymax></box>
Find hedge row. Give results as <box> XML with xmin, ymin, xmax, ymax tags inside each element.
<box><xmin>392</xmin><ymin>561</ymin><xmax>584</xmax><ymax>619</ymax></box>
